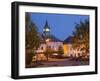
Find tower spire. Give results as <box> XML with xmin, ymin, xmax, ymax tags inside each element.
<box><xmin>43</xmin><ymin>20</ymin><xmax>51</xmax><ymax>37</ymax></box>
<box><xmin>44</xmin><ymin>20</ymin><xmax>50</xmax><ymax>29</ymax></box>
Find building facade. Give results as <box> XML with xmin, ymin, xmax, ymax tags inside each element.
<box><xmin>33</xmin><ymin>21</ymin><xmax>63</xmax><ymax>61</ymax></box>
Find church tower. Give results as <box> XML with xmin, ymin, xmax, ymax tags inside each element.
<box><xmin>43</xmin><ymin>21</ymin><xmax>51</xmax><ymax>38</ymax></box>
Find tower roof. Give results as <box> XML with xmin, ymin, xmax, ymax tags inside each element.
<box><xmin>44</xmin><ymin>20</ymin><xmax>50</xmax><ymax>29</ymax></box>
<box><xmin>42</xmin><ymin>21</ymin><xmax>62</xmax><ymax>42</ymax></box>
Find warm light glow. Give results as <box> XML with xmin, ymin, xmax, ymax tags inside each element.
<box><xmin>63</xmin><ymin>44</ymin><xmax>68</xmax><ymax>56</ymax></box>
<box><xmin>45</xmin><ymin>28</ymin><xmax>50</xmax><ymax>32</ymax></box>
<box><xmin>46</xmin><ymin>39</ymin><xmax>50</xmax><ymax>42</ymax></box>
<box><xmin>54</xmin><ymin>47</ymin><xmax>57</xmax><ymax>50</ymax></box>
<box><xmin>53</xmin><ymin>53</ymin><xmax>58</xmax><ymax>55</ymax></box>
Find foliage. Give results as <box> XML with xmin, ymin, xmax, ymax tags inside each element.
<box><xmin>26</xmin><ymin>26</ymin><xmax>41</xmax><ymax>49</ymax></box>
<box><xmin>25</xmin><ymin>13</ymin><xmax>41</xmax><ymax>65</ymax></box>
<box><xmin>44</xmin><ymin>46</ymin><xmax>53</xmax><ymax>61</ymax></box>
<box><xmin>25</xmin><ymin>12</ymin><xmax>31</xmax><ymax>32</ymax></box>
<box><xmin>25</xmin><ymin>13</ymin><xmax>41</xmax><ymax>50</ymax></box>
<box><xmin>25</xmin><ymin>49</ymin><xmax>35</xmax><ymax>65</ymax></box>
<box><xmin>58</xmin><ymin>46</ymin><xmax>64</xmax><ymax>55</ymax></box>
<box><xmin>72</xmin><ymin>19</ymin><xmax>89</xmax><ymax>53</ymax></box>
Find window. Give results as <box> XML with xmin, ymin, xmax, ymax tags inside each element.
<box><xmin>41</xmin><ymin>47</ymin><xmax>43</xmax><ymax>50</ymax></box>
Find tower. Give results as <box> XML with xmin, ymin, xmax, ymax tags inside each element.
<box><xmin>43</xmin><ymin>21</ymin><xmax>51</xmax><ymax>38</ymax></box>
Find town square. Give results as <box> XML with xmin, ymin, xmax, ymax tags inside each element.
<box><xmin>25</xmin><ymin>12</ymin><xmax>89</xmax><ymax>68</ymax></box>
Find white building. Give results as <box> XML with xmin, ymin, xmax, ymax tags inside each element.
<box><xmin>33</xmin><ymin>21</ymin><xmax>63</xmax><ymax>61</ymax></box>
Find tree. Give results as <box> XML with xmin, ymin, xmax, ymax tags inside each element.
<box><xmin>25</xmin><ymin>12</ymin><xmax>41</xmax><ymax>49</ymax></box>
<box><xmin>25</xmin><ymin>12</ymin><xmax>31</xmax><ymax>32</ymax></box>
<box><xmin>58</xmin><ymin>46</ymin><xmax>64</xmax><ymax>55</ymax></box>
<box><xmin>25</xmin><ymin>49</ymin><xmax>35</xmax><ymax>65</ymax></box>
<box><xmin>26</xmin><ymin>23</ymin><xmax>40</xmax><ymax>49</ymax></box>
<box><xmin>72</xmin><ymin>19</ymin><xmax>89</xmax><ymax>54</ymax></box>
<box><xmin>44</xmin><ymin>46</ymin><xmax>53</xmax><ymax>61</ymax></box>
<box><xmin>25</xmin><ymin>13</ymin><xmax>41</xmax><ymax>65</ymax></box>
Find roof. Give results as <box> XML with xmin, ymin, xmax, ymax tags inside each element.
<box><xmin>41</xmin><ymin>20</ymin><xmax>62</xmax><ymax>42</ymax></box>
<box><xmin>63</xmin><ymin>36</ymin><xmax>74</xmax><ymax>44</ymax></box>
<box><xmin>44</xmin><ymin>20</ymin><xmax>50</xmax><ymax>29</ymax></box>
<box><xmin>40</xmin><ymin>34</ymin><xmax>62</xmax><ymax>43</ymax></box>
<box><xmin>49</xmin><ymin>35</ymin><xmax>62</xmax><ymax>42</ymax></box>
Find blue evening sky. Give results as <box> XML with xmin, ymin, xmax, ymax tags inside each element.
<box><xmin>30</xmin><ymin>13</ymin><xmax>89</xmax><ymax>41</ymax></box>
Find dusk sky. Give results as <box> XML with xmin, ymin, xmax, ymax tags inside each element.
<box><xmin>30</xmin><ymin>13</ymin><xmax>89</xmax><ymax>41</ymax></box>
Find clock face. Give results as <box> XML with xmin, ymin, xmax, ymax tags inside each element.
<box><xmin>43</xmin><ymin>28</ymin><xmax>50</xmax><ymax>32</ymax></box>
<box><xmin>45</xmin><ymin>28</ymin><xmax>50</xmax><ymax>32</ymax></box>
